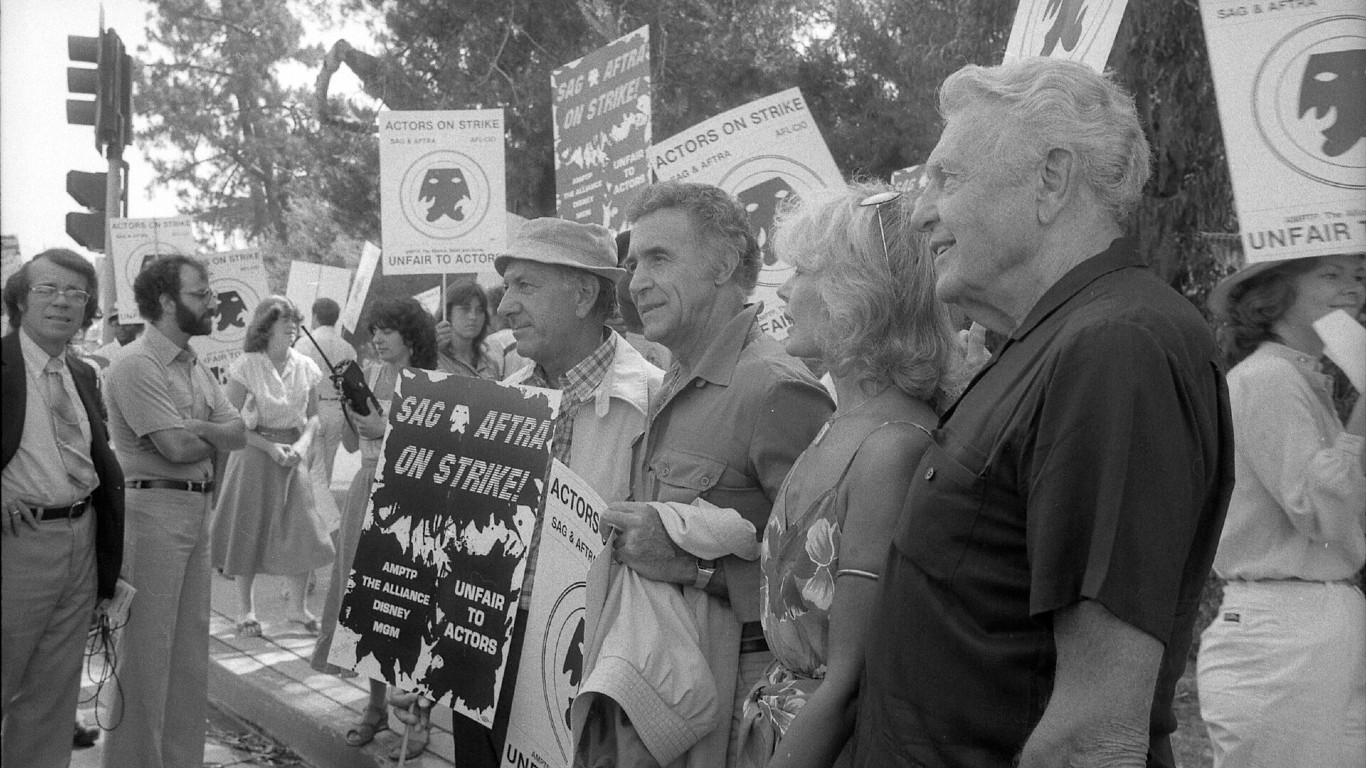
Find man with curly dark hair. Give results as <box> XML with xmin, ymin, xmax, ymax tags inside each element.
<box><xmin>101</xmin><ymin>254</ymin><xmax>245</xmax><ymax>768</ymax></box>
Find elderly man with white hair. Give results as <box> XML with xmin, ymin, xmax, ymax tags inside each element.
<box><xmin>850</xmin><ymin>58</ymin><xmax>1235</xmax><ymax>768</ymax></box>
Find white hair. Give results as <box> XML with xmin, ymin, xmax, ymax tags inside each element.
<box><xmin>940</xmin><ymin>58</ymin><xmax>1152</xmax><ymax>222</ymax></box>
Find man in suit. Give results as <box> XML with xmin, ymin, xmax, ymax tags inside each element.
<box><xmin>2</xmin><ymin>248</ymin><xmax>125</xmax><ymax>768</ymax></box>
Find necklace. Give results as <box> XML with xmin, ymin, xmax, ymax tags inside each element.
<box><xmin>813</xmin><ymin>384</ymin><xmax>889</xmax><ymax>445</ymax></box>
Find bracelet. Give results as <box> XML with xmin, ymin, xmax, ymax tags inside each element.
<box><xmin>693</xmin><ymin>559</ymin><xmax>718</xmax><ymax>590</ymax></box>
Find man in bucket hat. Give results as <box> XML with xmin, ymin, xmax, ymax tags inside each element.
<box><xmin>390</xmin><ymin>217</ymin><xmax>664</xmax><ymax>767</ymax></box>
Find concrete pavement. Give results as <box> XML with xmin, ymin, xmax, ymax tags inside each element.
<box><xmin>74</xmin><ymin>447</ymin><xmax>467</xmax><ymax>768</ymax></box>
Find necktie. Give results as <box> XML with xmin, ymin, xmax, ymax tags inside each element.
<box><xmin>44</xmin><ymin>357</ymin><xmax>99</xmax><ymax>490</ymax></box>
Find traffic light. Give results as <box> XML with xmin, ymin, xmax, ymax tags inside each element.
<box><xmin>66</xmin><ymin>171</ymin><xmax>108</xmax><ymax>251</ymax></box>
<box><xmin>67</xmin><ymin>30</ymin><xmax>132</xmax><ymax>153</ymax></box>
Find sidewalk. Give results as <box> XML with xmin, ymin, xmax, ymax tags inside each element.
<box><xmin>76</xmin><ymin>449</ymin><xmax>469</xmax><ymax>768</ymax></box>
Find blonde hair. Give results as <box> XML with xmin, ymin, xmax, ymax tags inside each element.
<box><xmin>772</xmin><ymin>181</ymin><xmax>955</xmax><ymax>401</ymax></box>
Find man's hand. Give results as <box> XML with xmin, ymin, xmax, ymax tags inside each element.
<box><xmin>91</xmin><ymin>598</ymin><xmax>111</xmax><ymax>632</ymax></box>
<box><xmin>601</xmin><ymin>502</ymin><xmax>696</xmax><ymax>584</ymax></box>
<box><xmin>2</xmin><ymin>496</ymin><xmax>39</xmax><ymax>536</ymax></box>
<box><xmin>2</xmin><ymin>490</ymin><xmax>40</xmax><ymax>536</ymax></box>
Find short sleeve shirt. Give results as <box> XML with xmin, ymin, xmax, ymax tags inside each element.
<box><xmin>636</xmin><ymin>305</ymin><xmax>834</xmax><ymax>623</ymax></box>
<box><xmin>853</xmin><ymin>239</ymin><xmax>1234</xmax><ymax>767</ymax></box>
<box><xmin>228</xmin><ymin>349</ymin><xmax>322</xmax><ymax>430</ymax></box>
<box><xmin>106</xmin><ymin>324</ymin><xmax>240</xmax><ymax>482</ymax></box>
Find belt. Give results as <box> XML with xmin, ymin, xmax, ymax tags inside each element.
<box><xmin>740</xmin><ymin>620</ymin><xmax>768</xmax><ymax>655</ymax></box>
<box><xmin>1228</xmin><ymin>576</ymin><xmax>1363</xmax><ymax>587</ymax></box>
<box><xmin>128</xmin><ymin>479</ymin><xmax>215</xmax><ymax>494</ymax></box>
<box><xmin>256</xmin><ymin>426</ymin><xmax>303</xmax><ymax>443</ymax></box>
<box><xmin>36</xmin><ymin>498</ymin><xmax>91</xmax><ymax>521</ymax></box>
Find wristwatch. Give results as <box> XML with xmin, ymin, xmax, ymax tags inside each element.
<box><xmin>693</xmin><ymin>559</ymin><xmax>718</xmax><ymax>590</ymax></box>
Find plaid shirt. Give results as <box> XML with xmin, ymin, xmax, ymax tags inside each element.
<box><xmin>517</xmin><ymin>332</ymin><xmax>617</xmax><ymax>602</ymax></box>
<box><xmin>525</xmin><ymin>332</ymin><xmax>616</xmax><ymax>464</ymax></box>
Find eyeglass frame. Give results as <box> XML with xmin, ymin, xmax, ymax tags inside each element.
<box><xmin>29</xmin><ymin>284</ymin><xmax>93</xmax><ymax>304</ymax></box>
<box><xmin>858</xmin><ymin>190</ymin><xmax>904</xmax><ymax>273</ymax></box>
<box><xmin>180</xmin><ymin>287</ymin><xmax>219</xmax><ymax>302</ymax></box>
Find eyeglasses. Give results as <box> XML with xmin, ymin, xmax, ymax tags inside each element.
<box><xmin>859</xmin><ymin>190</ymin><xmax>903</xmax><ymax>273</ymax></box>
<box><xmin>30</xmin><ymin>284</ymin><xmax>92</xmax><ymax>304</ymax></box>
<box><xmin>181</xmin><ymin>288</ymin><xmax>218</xmax><ymax>302</ymax></box>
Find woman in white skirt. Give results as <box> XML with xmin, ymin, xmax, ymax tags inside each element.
<box><xmin>1198</xmin><ymin>253</ymin><xmax>1365</xmax><ymax>768</ymax></box>
<box><xmin>210</xmin><ymin>296</ymin><xmax>335</xmax><ymax>636</ymax></box>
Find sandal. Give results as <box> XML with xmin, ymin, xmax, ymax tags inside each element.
<box><xmin>345</xmin><ymin>705</ymin><xmax>389</xmax><ymax>747</ymax></box>
<box><xmin>388</xmin><ymin>711</ymin><xmax>429</xmax><ymax>761</ymax></box>
<box><xmin>286</xmin><ymin>615</ymin><xmax>320</xmax><ymax>633</ymax></box>
<box><xmin>236</xmin><ymin>617</ymin><xmax>262</xmax><ymax>638</ymax></box>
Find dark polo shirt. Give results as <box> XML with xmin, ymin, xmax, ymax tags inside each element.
<box><xmin>853</xmin><ymin>239</ymin><xmax>1234</xmax><ymax>768</ymax></box>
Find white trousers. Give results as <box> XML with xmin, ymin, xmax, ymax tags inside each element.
<box><xmin>1197</xmin><ymin>580</ymin><xmax>1366</xmax><ymax>768</ymax></box>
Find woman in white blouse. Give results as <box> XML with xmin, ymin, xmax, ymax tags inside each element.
<box><xmin>1198</xmin><ymin>253</ymin><xmax>1365</xmax><ymax>768</ymax></box>
<box><xmin>209</xmin><ymin>297</ymin><xmax>335</xmax><ymax>637</ymax></box>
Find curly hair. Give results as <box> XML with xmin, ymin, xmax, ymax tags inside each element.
<box><xmin>134</xmin><ymin>255</ymin><xmax>205</xmax><ymax>322</ymax></box>
<box><xmin>243</xmin><ymin>295</ymin><xmax>304</xmax><ymax>353</ymax></box>
<box><xmin>368</xmin><ymin>296</ymin><xmax>439</xmax><ymax>370</ymax></box>
<box><xmin>627</xmin><ymin>182</ymin><xmax>762</xmax><ymax>293</ymax></box>
<box><xmin>1216</xmin><ymin>258</ymin><xmax>1319</xmax><ymax>366</ymax></box>
<box><xmin>772</xmin><ymin>181</ymin><xmax>956</xmax><ymax>401</ymax></box>
<box><xmin>939</xmin><ymin>58</ymin><xmax>1151</xmax><ymax>223</ymax></box>
<box><xmin>3</xmin><ymin>248</ymin><xmax>100</xmax><ymax>331</ymax></box>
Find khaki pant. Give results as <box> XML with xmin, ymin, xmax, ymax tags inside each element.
<box><xmin>101</xmin><ymin>488</ymin><xmax>213</xmax><ymax>768</ymax></box>
<box><xmin>1</xmin><ymin>512</ymin><xmax>96</xmax><ymax>768</ymax></box>
<box><xmin>1198</xmin><ymin>580</ymin><xmax>1366</xmax><ymax>768</ymax></box>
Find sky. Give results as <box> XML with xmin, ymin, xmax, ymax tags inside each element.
<box><xmin>0</xmin><ymin>0</ymin><xmax>375</xmax><ymax>263</ymax></box>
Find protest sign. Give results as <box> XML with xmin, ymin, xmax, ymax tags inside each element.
<box><xmin>379</xmin><ymin>110</ymin><xmax>507</xmax><ymax>278</ymax></box>
<box><xmin>1004</xmin><ymin>0</ymin><xmax>1130</xmax><ymax>71</ymax></box>
<box><xmin>108</xmin><ymin>216</ymin><xmax>197</xmax><ymax>323</ymax></box>
<box><xmin>552</xmin><ymin>25</ymin><xmax>651</xmax><ymax>231</ymax></box>
<box><xmin>1201</xmin><ymin>1</ymin><xmax>1366</xmax><ymax>262</ymax></box>
<box><xmin>0</xmin><ymin>234</ymin><xmax>19</xmax><ymax>291</ymax></box>
<box><xmin>1314</xmin><ymin>309</ymin><xmax>1365</xmax><ymax>392</ymax></box>
<box><xmin>285</xmin><ymin>260</ymin><xmax>352</xmax><ymax>319</ymax></box>
<box><xmin>187</xmin><ymin>248</ymin><xmax>268</xmax><ymax>378</ymax></box>
<box><xmin>328</xmin><ymin>371</ymin><xmax>561</xmax><ymax>726</ymax></box>
<box><xmin>503</xmin><ymin>460</ymin><xmax>604</xmax><ymax>768</ymax></box>
<box><xmin>650</xmin><ymin>88</ymin><xmax>843</xmax><ymax>338</ymax></box>
<box><xmin>340</xmin><ymin>241</ymin><xmax>382</xmax><ymax>334</ymax></box>
<box><xmin>413</xmin><ymin>285</ymin><xmax>443</xmax><ymax>317</ymax></box>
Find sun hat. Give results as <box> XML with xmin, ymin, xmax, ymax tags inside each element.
<box><xmin>495</xmin><ymin>218</ymin><xmax>625</xmax><ymax>281</ymax></box>
<box><xmin>1207</xmin><ymin>258</ymin><xmax>1295</xmax><ymax>320</ymax></box>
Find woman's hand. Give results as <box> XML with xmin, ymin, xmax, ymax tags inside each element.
<box><xmin>267</xmin><ymin>443</ymin><xmax>300</xmax><ymax>467</ymax></box>
<box><xmin>344</xmin><ymin>401</ymin><xmax>388</xmax><ymax>440</ymax></box>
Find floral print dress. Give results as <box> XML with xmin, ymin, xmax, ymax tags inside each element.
<box><xmin>737</xmin><ymin>419</ymin><xmax>910</xmax><ymax>767</ymax></box>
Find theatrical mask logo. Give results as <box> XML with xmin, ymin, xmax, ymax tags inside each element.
<box><xmin>720</xmin><ymin>155</ymin><xmax>827</xmax><ymax>289</ymax></box>
<box><xmin>1254</xmin><ymin>16</ymin><xmax>1366</xmax><ymax>190</ymax></box>
<box><xmin>541</xmin><ymin>583</ymin><xmax>586</xmax><ymax>759</ymax></box>
<box><xmin>1299</xmin><ymin>48</ymin><xmax>1365</xmax><ymax>158</ymax></box>
<box><xmin>215</xmin><ymin>290</ymin><xmax>247</xmax><ymax>333</ymax></box>
<box><xmin>1040</xmin><ymin>0</ymin><xmax>1087</xmax><ymax>56</ymax></box>
<box><xmin>420</xmin><ymin>168</ymin><xmax>472</xmax><ymax>222</ymax></box>
<box><xmin>399</xmin><ymin>151</ymin><xmax>493</xmax><ymax>239</ymax></box>
<box><xmin>737</xmin><ymin>177</ymin><xmax>797</xmax><ymax>269</ymax></box>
